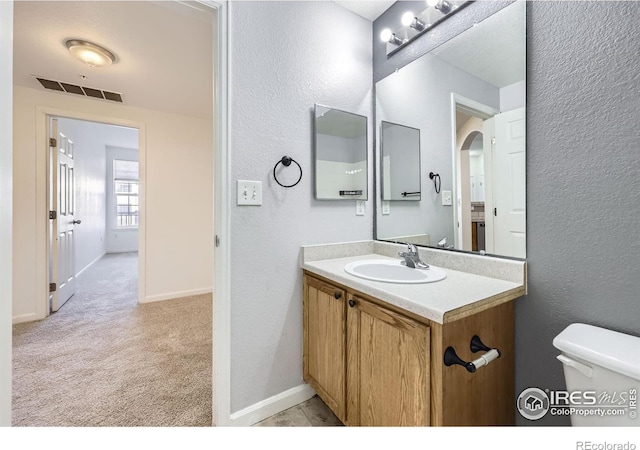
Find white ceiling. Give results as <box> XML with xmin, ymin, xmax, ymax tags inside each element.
<box><xmin>13</xmin><ymin>1</ymin><xmax>214</xmax><ymax>119</ymax></box>
<box><xmin>431</xmin><ymin>1</ymin><xmax>525</xmax><ymax>88</ymax></box>
<box><xmin>333</xmin><ymin>1</ymin><xmax>395</xmax><ymax>21</ymax></box>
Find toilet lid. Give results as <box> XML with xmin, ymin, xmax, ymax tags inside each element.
<box><xmin>553</xmin><ymin>323</ymin><xmax>640</xmax><ymax>381</ymax></box>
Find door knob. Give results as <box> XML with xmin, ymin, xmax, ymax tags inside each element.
<box><xmin>72</xmin><ymin>220</ymin><xmax>82</xmax><ymax>225</ymax></box>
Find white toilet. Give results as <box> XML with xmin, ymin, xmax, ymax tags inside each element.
<box><xmin>553</xmin><ymin>323</ymin><xmax>640</xmax><ymax>426</ymax></box>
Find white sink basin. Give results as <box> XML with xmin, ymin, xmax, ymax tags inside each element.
<box><xmin>344</xmin><ymin>259</ymin><xmax>447</xmax><ymax>284</ymax></box>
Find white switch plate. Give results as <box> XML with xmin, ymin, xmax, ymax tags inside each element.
<box><xmin>382</xmin><ymin>201</ymin><xmax>390</xmax><ymax>215</ymax></box>
<box><xmin>237</xmin><ymin>180</ymin><xmax>262</xmax><ymax>206</ymax></box>
<box><xmin>442</xmin><ymin>190</ymin><xmax>452</xmax><ymax>206</ymax></box>
<box><xmin>356</xmin><ymin>200</ymin><xmax>365</xmax><ymax>216</ymax></box>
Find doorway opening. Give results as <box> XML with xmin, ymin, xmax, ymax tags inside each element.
<box><xmin>452</xmin><ymin>94</ymin><xmax>526</xmax><ymax>258</ymax></box>
<box><xmin>452</xmin><ymin>95</ymin><xmax>498</xmax><ymax>253</ymax></box>
<box><xmin>48</xmin><ymin>116</ymin><xmax>140</xmax><ymax>313</ymax></box>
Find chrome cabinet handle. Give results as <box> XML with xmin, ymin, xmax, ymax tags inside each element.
<box><xmin>72</xmin><ymin>220</ymin><xmax>82</xmax><ymax>225</ymax></box>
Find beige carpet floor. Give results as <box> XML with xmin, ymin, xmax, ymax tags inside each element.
<box><xmin>12</xmin><ymin>252</ymin><xmax>212</xmax><ymax>427</ymax></box>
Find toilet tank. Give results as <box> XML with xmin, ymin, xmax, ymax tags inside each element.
<box><xmin>553</xmin><ymin>323</ymin><xmax>640</xmax><ymax>426</ymax></box>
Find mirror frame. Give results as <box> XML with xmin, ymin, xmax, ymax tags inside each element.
<box><xmin>313</xmin><ymin>103</ymin><xmax>369</xmax><ymax>201</ymax></box>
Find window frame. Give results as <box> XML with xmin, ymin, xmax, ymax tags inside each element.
<box><xmin>113</xmin><ymin>159</ymin><xmax>139</xmax><ymax>229</ymax></box>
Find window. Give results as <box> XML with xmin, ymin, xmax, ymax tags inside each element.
<box><xmin>113</xmin><ymin>159</ymin><xmax>139</xmax><ymax>228</ymax></box>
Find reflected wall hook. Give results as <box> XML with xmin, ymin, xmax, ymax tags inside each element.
<box><xmin>273</xmin><ymin>156</ymin><xmax>303</xmax><ymax>188</ymax></box>
<box><xmin>429</xmin><ymin>172</ymin><xmax>441</xmax><ymax>193</ymax></box>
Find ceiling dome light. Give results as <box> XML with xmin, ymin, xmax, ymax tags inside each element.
<box><xmin>65</xmin><ymin>39</ymin><xmax>116</xmax><ymax>68</ymax></box>
<box><xmin>426</xmin><ymin>0</ymin><xmax>439</xmax><ymax>7</ymax></box>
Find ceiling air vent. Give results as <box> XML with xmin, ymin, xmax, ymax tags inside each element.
<box><xmin>36</xmin><ymin>77</ymin><xmax>123</xmax><ymax>103</ymax></box>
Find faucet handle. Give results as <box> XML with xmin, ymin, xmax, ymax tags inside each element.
<box><xmin>398</xmin><ymin>241</ymin><xmax>418</xmax><ymax>253</ymax></box>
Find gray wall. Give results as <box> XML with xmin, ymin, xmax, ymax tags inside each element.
<box><xmin>229</xmin><ymin>1</ymin><xmax>372</xmax><ymax>413</ymax></box>
<box><xmin>374</xmin><ymin>0</ymin><xmax>640</xmax><ymax>426</ymax></box>
<box><xmin>520</xmin><ymin>0</ymin><xmax>640</xmax><ymax>425</ymax></box>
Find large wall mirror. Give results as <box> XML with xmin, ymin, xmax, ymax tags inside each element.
<box><xmin>314</xmin><ymin>104</ymin><xmax>368</xmax><ymax>200</ymax></box>
<box><xmin>375</xmin><ymin>1</ymin><xmax>526</xmax><ymax>259</ymax></box>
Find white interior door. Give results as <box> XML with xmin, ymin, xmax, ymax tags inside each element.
<box><xmin>50</xmin><ymin>117</ymin><xmax>79</xmax><ymax>311</ymax></box>
<box><xmin>492</xmin><ymin>107</ymin><xmax>526</xmax><ymax>258</ymax></box>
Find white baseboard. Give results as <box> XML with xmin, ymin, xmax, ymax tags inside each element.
<box><xmin>75</xmin><ymin>252</ymin><xmax>106</xmax><ymax>278</ymax></box>
<box><xmin>105</xmin><ymin>249</ymin><xmax>139</xmax><ymax>254</ymax></box>
<box><xmin>229</xmin><ymin>383</ymin><xmax>316</xmax><ymax>427</ymax></box>
<box><xmin>12</xmin><ymin>312</ymin><xmax>41</xmax><ymax>325</ymax></box>
<box><xmin>142</xmin><ymin>287</ymin><xmax>213</xmax><ymax>303</ymax></box>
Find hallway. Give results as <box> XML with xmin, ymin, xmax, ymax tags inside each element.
<box><xmin>12</xmin><ymin>253</ymin><xmax>212</xmax><ymax>426</ymax></box>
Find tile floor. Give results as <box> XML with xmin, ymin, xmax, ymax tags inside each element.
<box><xmin>254</xmin><ymin>395</ymin><xmax>343</xmax><ymax>426</ymax></box>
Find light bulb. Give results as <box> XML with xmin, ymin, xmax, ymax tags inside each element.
<box><xmin>427</xmin><ymin>0</ymin><xmax>439</xmax><ymax>7</ymax></box>
<box><xmin>380</xmin><ymin>28</ymin><xmax>392</xmax><ymax>42</ymax></box>
<box><xmin>401</xmin><ymin>11</ymin><xmax>415</xmax><ymax>27</ymax></box>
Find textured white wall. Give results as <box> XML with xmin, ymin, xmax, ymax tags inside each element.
<box><xmin>0</xmin><ymin>0</ymin><xmax>13</xmax><ymax>426</ymax></box>
<box><xmin>56</xmin><ymin>118</ymin><xmax>108</xmax><ymax>275</ymax></box>
<box><xmin>229</xmin><ymin>1</ymin><xmax>372</xmax><ymax>412</ymax></box>
<box><xmin>13</xmin><ymin>86</ymin><xmax>213</xmax><ymax>321</ymax></box>
<box><xmin>105</xmin><ymin>146</ymin><xmax>139</xmax><ymax>254</ymax></box>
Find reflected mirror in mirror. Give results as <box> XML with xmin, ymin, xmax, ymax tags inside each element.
<box><xmin>375</xmin><ymin>1</ymin><xmax>525</xmax><ymax>259</ymax></box>
<box><xmin>314</xmin><ymin>104</ymin><xmax>368</xmax><ymax>200</ymax></box>
<box><xmin>381</xmin><ymin>121</ymin><xmax>421</xmax><ymax>201</ymax></box>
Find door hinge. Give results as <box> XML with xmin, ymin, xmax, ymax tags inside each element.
<box><xmin>49</xmin><ymin>283</ymin><xmax>57</xmax><ymax>292</ymax></box>
<box><xmin>215</xmin><ymin>235</ymin><xmax>220</xmax><ymax>248</ymax></box>
<box><xmin>494</xmin><ymin>208</ymin><xmax>497</xmax><ymax>217</ymax></box>
<box><xmin>49</xmin><ymin>137</ymin><xmax>57</xmax><ymax>147</ymax></box>
<box><xmin>491</xmin><ymin>137</ymin><xmax>496</xmax><ymax>145</ymax></box>
<box><xmin>49</xmin><ymin>210</ymin><xmax>57</xmax><ymax>220</ymax></box>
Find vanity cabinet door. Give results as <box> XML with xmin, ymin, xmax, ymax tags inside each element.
<box><xmin>303</xmin><ymin>276</ymin><xmax>347</xmax><ymax>422</ymax></box>
<box><xmin>347</xmin><ymin>296</ymin><xmax>431</xmax><ymax>426</ymax></box>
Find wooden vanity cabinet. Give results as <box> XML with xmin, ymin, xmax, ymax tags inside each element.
<box><xmin>303</xmin><ymin>276</ymin><xmax>347</xmax><ymax>422</ymax></box>
<box><xmin>303</xmin><ymin>271</ymin><xmax>515</xmax><ymax>427</ymax></box>
<box><xmin>346</xmin><ymin>294</ymin><xmax>430</xmax><ymax>426</ymax></box>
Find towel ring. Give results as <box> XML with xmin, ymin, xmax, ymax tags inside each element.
<box><xmin>273</xmin><ymin>156</ymin><xmax>303</xmax><ymax>188</ymax></box>
<box><xmin>429</xmin><ymin>172</ymin><xmax>441</xmax><ymax>194</ymax></box>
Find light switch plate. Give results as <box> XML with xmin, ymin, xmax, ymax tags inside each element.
<box><xmin>237</xmin><ymin>180</ymin><xmax>262</xmax><ymax>206</ymax></box>
<box><xmin>382</xmin><ymin>201</ymin><xmax>390</xmax><ymax>215</ymax></box>
<box><xmin>442</xmin><ymin>190</ymin><xmax>452</xmax><ymax>206</ymax></box>
<box><xmin>356</xmin><ymin>200</ymin><xmax>365</xmax><ymax>216</ymax></box>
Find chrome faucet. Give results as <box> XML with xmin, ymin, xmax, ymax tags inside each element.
<box><xmin>398</xmin><ymin>243</ymin><xmax>430</xmax><ymax>270</ymax></box>
<box><xmin>437</xmin><ymin>236</ymin><xmax>454</xmax><ymax>249</ymax></box>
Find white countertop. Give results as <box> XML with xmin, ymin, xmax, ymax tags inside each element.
<box><xmin>302</xmin><ymin>253</ymin><xmax>525</xmax><ymax>324</ymax></box>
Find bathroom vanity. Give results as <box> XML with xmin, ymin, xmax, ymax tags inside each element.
<box><xmin>301</xmin><ymin>241</ymin><xmax>526</xmax><ymax>426</ymax></box>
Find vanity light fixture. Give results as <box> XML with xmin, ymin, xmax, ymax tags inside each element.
<box><xmin>402</xmin><ymin>12</ymin><xmax>428</xmax><ymax>32</ymax></box>
<box><xmin>65</xmin><ymin>39</ymin><xmax>116</xmax><ymax>68</ymax></box>
<box><xmin>383</xmin><ymin>1</ymin><xmax>470</xmax><ymax>56</ymax></box>
<box><xmin>380</xmin><ymin>28</ymin><xmax>404</xmax><ymax>46</ymax></box>
<box><xmin>428</xmin><ymin>0</ymin><xmax>454</xmax><ymax>15</ymax></box>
